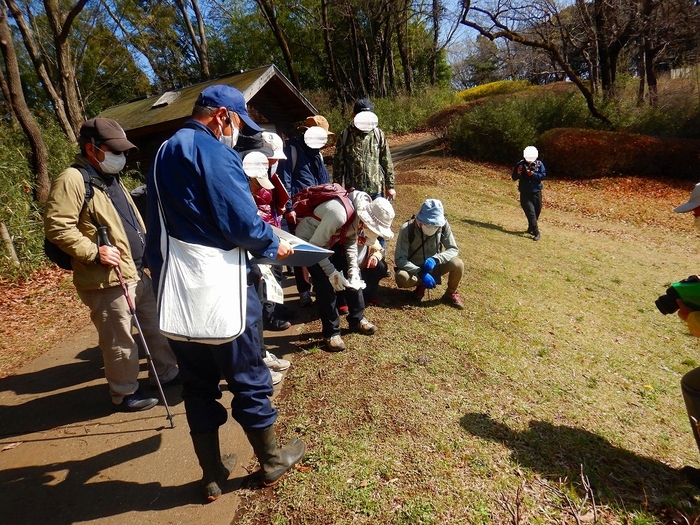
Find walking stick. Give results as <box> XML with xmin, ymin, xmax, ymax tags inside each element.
<box><xmin>97</xmin><ymin>227</ymin><xmax>175</xmax><ymax>428</ymax></box>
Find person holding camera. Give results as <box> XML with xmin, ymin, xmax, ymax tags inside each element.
<box><xmin>512</xmin><ymin>146</ymin><xmax>546</xmax><ymax>241</ymax></box>
<box><xmin>394</xmin><ymin>199</ymin><xmax>464</xmax><ymax>309</ymax></box>
<box><xmin>671</xmin><ymin>182</ymin><xmax>700</xmax><ymax>486</ymax></box>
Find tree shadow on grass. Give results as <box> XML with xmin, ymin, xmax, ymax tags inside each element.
<box><xmin>460</xmin><ymin>412</ymin><xmax>699</xmax><ymax>518</ymax></box>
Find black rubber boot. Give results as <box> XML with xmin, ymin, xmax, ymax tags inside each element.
<box><xmin>245</xmin><ymin>425</ymin><xmax>306</xmax><ymax>486</ymax></box>
<box><xmin>191</xmin><ymin>432</ymin><xmax>237</xmax><ymax>502</ymax></box>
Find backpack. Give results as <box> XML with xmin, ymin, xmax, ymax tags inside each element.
<box><xmin>44</xmin><ymin>166</ymin><xmax>107</xmax><ymax>270</ymax></box>
<box><xmin>292</xmin><ymin>183</ymin><xmax>356</xmax><ymax>245</ymax></box>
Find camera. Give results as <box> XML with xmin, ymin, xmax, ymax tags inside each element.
<box><xmin>656</xmin><ymin>275</ymin><xmax>700</xmax><ymax>314</ymax></box>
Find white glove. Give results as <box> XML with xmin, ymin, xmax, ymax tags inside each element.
<box><xmin>329</xmin><ymin>270</ymin><xmax>350</xmax><ymax>291</ymax></box>
<box><xmin>345</xmin><ymin>278</ymin><xmax>366</xmax><ymax>290</ymax></box>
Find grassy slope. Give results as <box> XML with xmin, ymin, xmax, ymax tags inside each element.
<box><xmin>238</xmin><ymin>151</ymin><xmax>700</xmax><ymax>524</ymax></box>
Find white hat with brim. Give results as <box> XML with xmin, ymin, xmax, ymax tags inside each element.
<box><xmin>241</xmin><ymin>151</ymin><xmax>274</xmax><ymax>190</ymax></box>
<box><xmin>674</xmin><ymin>182</ymin><xmax>700</xmax><ymax>213</ymax></box>
<box><xmin>356</xmin><ymin>195</ymin><xmax>395</xmax><ymax>239</ymax></box>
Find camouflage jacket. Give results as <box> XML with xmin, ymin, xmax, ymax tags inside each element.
<box><xmin>332</xmin><ymin>125</ymin><xmax>394</xmax><ymax>196</ymax></box>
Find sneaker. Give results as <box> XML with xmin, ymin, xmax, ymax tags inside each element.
<box><xmin>325</xmin><ymin>334</ymin><xmax>346</xmax><ymax>352</ymax></box>
<box><xmin>299</xmin><ymin>291</ymin><xmax>313</xmax><ymax>307</ymax></box>
<box><xmin>442</xmin><ymin>291</ymin><xmax>464</xmax><ymax>310</ymax></box>
<box><xmin>413</xmin><ymin>285</ymin><xmax>426</xmax><ymax>300</ymax></box>
<box><xmin>114</xmin><ymin>389</ymin><xmax>158</xmax><ymax>412</ymax></box>
<box><xmin>264</xmin><ymin>351</ymin><xmax>291</xmax><ymax>372</ymax></box>
<box><xmin>270</xmin><ymin>370</ymin><xmax>283</xmax><ymax>385</ymax></box>
<box><xmin>264</xmin><ymin>318</ymin><xmax>292</xmax><ymax>331</ymax></box>
<box><xmin>352</xmin><ymin>317</ymin><xmax>377</xmax><ymax>335</ymax></box>
<box><xmin>338</xmin><ymin>305</ymin><xmax>349</xmax><ymax>315</ymax></box>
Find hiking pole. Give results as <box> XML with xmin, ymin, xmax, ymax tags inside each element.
<box><xmin>97</xmin><ymin>226</ymin><xmax>175</xmax><ymax>428</ymax></box>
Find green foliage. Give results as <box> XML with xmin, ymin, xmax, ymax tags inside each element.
<box><xmin>447</xmin><ymin>91</ymin><xmax>598</xmax><ymax>163</ymax></box>
<box><xmin>313</xmin><ymin>87</ymin><xmax>457</xmax><ymax>136</ymax></box>
<box><xmin>457</xmin><ymin>80</ymin><xmax>532</xmax><ymax>102</ymax></box>
<box><xmin>0</xmin><ymin>118</ymin><xmax>77</xmax><ymax>279</ymax></box>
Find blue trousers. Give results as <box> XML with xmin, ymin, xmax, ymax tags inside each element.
<box><xmin>169</xmin><ymin>284</ymin><xmax>277</xmax><ymax>434</ymax></box>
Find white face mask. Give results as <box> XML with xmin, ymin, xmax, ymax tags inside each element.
<box><xmin>420</xmin><ymin>224</ymin><xmax>440</xmax><ymax>236</ymax></box>
<box><xmin>270</xmin><ymin>161</ymin><xmax>279</xmax><ymax>175</ymax></box>
<box><xmin>694</xmin><ymin>216</ymin><xmax>700</xmax><ymax>233</ymax></box>
<box><xmin>97</xmin><ymin>149</ymin><xmax>126</xmax><ymax>174</ymax></box>
<box><xmin>219</xmin><ymin>123</ymin><xmax>239</xmax><ymax>149</ymax></box>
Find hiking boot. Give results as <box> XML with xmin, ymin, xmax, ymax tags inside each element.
<box><xmin>114</xmin><ymin>389</ymin><xmax>158</xmax><ymax>412</ymax></box>
<box><xmin>533</xmin><ymin>232</ymin><xmax>541</xmax><ymax>241</ymax></box>
<box><xmin>442</xmin><ymin>291</ymin><xmax>464</xmax><ymax>310</ymax></box>
<box><xmin>270</xmin><ymin>370</ymin><xmax>283</xmax><ymax>385</ymax></box>
<box><xmin>338</xmin><ymin>305</ymin><xmax>349</xmax><ymax>315</ymax></box>
<box><xmin>413</xmin><ymin>285</ymin><xmax>426</xmax><ymax>300</ymax></box>
<box><xmin>325</xmin><ymin>334</ymin><xmax>346</xmax><ymax>352</ymax></box>
<box><xmin>352</xmin><ymin>317</ymin><xmax>377</xmax><ymax>335</ymax></box>
<box><xmin>299</xmin><ymin>291</ymin><xmax>313</xmax><ymax>307</ymax></box>
<box><xmin>264</xmin><ymin>351</ymin><xmax>291</xmax><ymax>372</ymax></box>
<box><xmin>264</xmin><ymin>318</ymin><xmax>292</xmax><ymax>331</ymax></box>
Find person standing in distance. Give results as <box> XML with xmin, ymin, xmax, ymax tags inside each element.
<box><xmin>333</xmin><ymin>98</ymin><xmax>396</xmax><ymax>201</ymax></box>
<box><xmin>145</xmin><ymin>85</ymin><xmax>305</xmax><ymax>502</ymax></box>
<box><xmin>44</xmin><ymin>118</ymin><xmax>179</xmax><ymax>413</ymax></box>
<box><xmin>512</xmin><ymin>146</ymin><xmax>546</xmax><ymax>241</ymax></box>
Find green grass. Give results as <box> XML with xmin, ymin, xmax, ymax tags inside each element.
<box><xmin>237</xmin><ymin>152</ymin><xmax>700</xmax><ymax>524</ymax></box>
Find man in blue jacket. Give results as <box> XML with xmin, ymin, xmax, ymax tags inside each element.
<box><xmin>512</xmin><ymin>146</ymin><xmax>547</xmax><ymax>241</ymax></box>
<box><xmin>146</xmin><ymin>85</ymin><xmax>305</xmax><ymax>502</ymax></box>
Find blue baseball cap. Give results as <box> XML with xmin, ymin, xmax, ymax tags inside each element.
<box><xmin>416</xmin><ymin>199</ymin><xmax>446</xmax><ymax>227</ymax></box>
<box><xmin>196</xmin><ymin>85</ymin><xmax>262</xmax><ymax>133</ymax></box>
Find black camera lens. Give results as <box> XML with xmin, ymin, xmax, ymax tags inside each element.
<box><xmin>656</xmin><ymin>286</ymin><xmax>681</xmax><ymax>315</ymax></box>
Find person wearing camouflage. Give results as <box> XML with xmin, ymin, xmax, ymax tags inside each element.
<box><xmin>332</xmin><ymin>98</ymin><xmax>396</xmax><ymax>200</ymax></box>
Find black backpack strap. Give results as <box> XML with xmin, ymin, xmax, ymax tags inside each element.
<box><xmin>72</xmin><ymin>164</ymin><xmax>106</xmax><ymax>227</ymax></box>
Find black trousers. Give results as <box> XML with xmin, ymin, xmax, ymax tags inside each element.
<box><xmin>519</xmin><ymin>190</ymin><xmax>542</xmax><ymax>234</ymax></box>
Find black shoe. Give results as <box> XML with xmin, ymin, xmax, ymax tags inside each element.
<box><xmin>114</xmin><ymin>389</ymin><xmax>158</xmax><ymax>412</ymax></box>
<box><xmin>274</xmin><ymin>305</ymin><xmax>298</xmax><ymax>320</ymax></box>
<box><xmin>264</xmin><ymin>318</ymin><xmax>292</xmax><ymax>331</ymax></box>
<box><xmin>533</xmin><ymin>232</ymin><xmax>540</xmax><ymax>241</ymax></box>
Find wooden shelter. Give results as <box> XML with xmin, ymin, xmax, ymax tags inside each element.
<box><xmin>97</xmin><ymin>65</ymin><xmax>318</xmax><ymax>173</ymax></box>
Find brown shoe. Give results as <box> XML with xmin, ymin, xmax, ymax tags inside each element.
<box><xmin>442</xmin><ymin>291</ymin><xmax>464</xmax><ymax>310</ymax></box>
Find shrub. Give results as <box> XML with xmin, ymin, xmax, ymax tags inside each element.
<box><xmin>456</xmin><ymin>80</ymin><xmax>532</xmax><ymax>102</ymax></box>
<box><xmin>539</xmin><ymin>128</ymin><xmax>700</xmax><ymax>180</ymax></box>
<box><xmin>447</xmin><ymin>91</ymin><xmax>597</xmax><ymax>164</ymax></box>
<box><xmin>0</xmin><ymin>118</ymin><xmax>77</xmax><ymax>279</ymax></box>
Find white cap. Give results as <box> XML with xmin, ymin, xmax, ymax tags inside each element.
<box><xmin>261</xmin><ymin>131</ymin><xmax>286</xmax><ymax>160</ymax></box>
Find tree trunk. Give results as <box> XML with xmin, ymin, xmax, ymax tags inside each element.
<box><xmin>255</xmin><ymin>0</ymin><xmax>301</xmax><ymax>89</ymax></box>
<box><xmin>5</xmin><ymin>0</ymin><xmax>77</xmax><ymax>143</ymax></box>
<box><xmin>0</xmin><ymin>64</ymin><xmax>16</xmax><ymax>120</ymax></box>
<box><xmin>0</xmin><ymin>0</ymin><xmax>50</xmax><ymax>204</ymax></box>
<box><xmin>429</xmin><ymin>0</ymin><xmax>440</xmax><ymax>85</ymax></box>
<box><xmin>395</xmin><ymin>0</ymin><xmax>413</xmax><ymax>93</ymax></box>
<box><xmin>174</xmin><ymin>0</ymin><xmax>209</xmax><ymax>80</ymax></box>
<box><xmin>0</xmin><ymin>221</ymin><xmax>19</xmax><ymax>266</ymax></box>
<box><xmin>320</xmin><ymin>0</ymin><xmax>344</xmax><ymax>105</ymax></box>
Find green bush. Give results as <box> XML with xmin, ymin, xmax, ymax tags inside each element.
<box><xmin>0</xmin><ymin>118</ymin><xmax>77</xmax><ymax>279</ymax></box>
<box><xmin>447</xmin><ymin>91</ymin><xmax>597</xmax><ymax>164</ymax></box>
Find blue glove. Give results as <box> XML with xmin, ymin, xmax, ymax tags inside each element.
<box><xmin>421</xmin><ymin>272</ymin><xmax>436</xmax><ymax>289</ymax></box>
<box><xmin>422</xmin><ymin>257</ymin><xmax>437</xmax><ymax>272</ymax></box>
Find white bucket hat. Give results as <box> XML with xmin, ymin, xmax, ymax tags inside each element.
<box><xmin>355</xmin><ymin>194</ymin><xmax>395</xmax><ymax>239</ymax></box>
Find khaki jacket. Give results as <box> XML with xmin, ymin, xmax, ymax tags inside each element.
<box><xmin>43</xmin><ymin>157</ymin><xmax>144</xmax><ymax>291</ymax></box>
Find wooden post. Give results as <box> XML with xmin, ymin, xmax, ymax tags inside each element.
<box><xmin>0</xmin><ymin>221</ymin><xmax>20</xmax><ymax>266</ymax></box>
